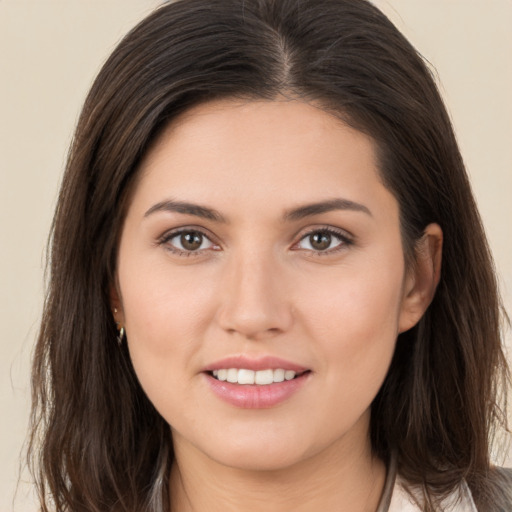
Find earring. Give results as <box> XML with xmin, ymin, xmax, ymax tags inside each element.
<box><xmin>113</xmin><ymin>308</ymin><xmax>125</xmax><ymax>346</ymax></box>
<box><xmin>117</xmin><ymin>326</ymin><xmax>125</xmax><ymax>346</ymax></box>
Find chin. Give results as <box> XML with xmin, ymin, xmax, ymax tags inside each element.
<box><xmin>191</xmin><ymin>426</ymin><xmax>324</xmax><ymax>473</ymax></box>
<box><xmin>211</xmin><ymin>446</ymin><xmax>308</xmax><ymax>473</ymax></box>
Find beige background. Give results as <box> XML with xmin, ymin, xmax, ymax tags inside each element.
<box><xmin>1</xmin><ymin>1</ymin><xmax>510</xmax><ymax>509</ymax></box>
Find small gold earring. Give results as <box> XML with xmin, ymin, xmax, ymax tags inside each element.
<box><xmin>117</xmin><ymin>326</ymin><xmax>125</xmax><ymax>346</ymax></box>
<box><xmin>113</xmin><ymin>308</ymin><xmax>124</xmax><ymax>345</ymax></box>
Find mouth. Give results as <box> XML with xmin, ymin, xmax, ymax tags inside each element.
<box><xmin>202</xmin><ymin>356</ymin><xmax>311</xmax><ymax>407</ymax></box>
<box><xmin>208</xmin><ymin>368</ymin><xmax>310</xmax><ymax>385</ymax></box>
<box><xmin>203</xmin><ymin>360</ymin><xmax>311</xmax><ymax>408</ymax></box>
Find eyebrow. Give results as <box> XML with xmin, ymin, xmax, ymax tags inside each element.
<box><xmin>284</xmin><ymin>198</ymin><xmax>372</xmax><ymax>221</ymax></box>
<box><xmin>144</xmin><ymin>199</ymin><xmax>226</xmax><ymax>222</ymax></box>
<box><xmin>144</xmin><ymin>197</ymin><xmax>371</xmax><ymax>223</ymax></box>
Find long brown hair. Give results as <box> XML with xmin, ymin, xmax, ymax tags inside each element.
<box><xmin>29</xmin><ymin>0</ymin><xmax>510</xmax><ymax>510</ymax></box>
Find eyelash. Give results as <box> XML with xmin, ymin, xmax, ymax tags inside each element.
<box><xmin>158</xmin><ymin>226</ymin><xmax>353</xmax><ymax>257</ymax></box>
<box><xmin>293</xmin><ymin>227</ymin><xmax>353</xmax><ymax>255</ymax></box>
<box><xmin>158</xmin><ymin>228</ymin><xmax>220</xmax><ymax>257</ymax></box>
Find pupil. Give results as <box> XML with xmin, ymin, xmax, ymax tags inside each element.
<box><xmin>310</xmin><ymin>232</ymin><xmax>331</xmax><ymax>250</ymax></box>
<box><xmin>181</xmin><ymin>232</ymin><xmax>202</xmax><ymax>251</ymax></box>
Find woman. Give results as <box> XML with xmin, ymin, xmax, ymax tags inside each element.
<box><xmin>29</xmin><ymin>0</ymin><xmax>511</xmax><ymax>510</ymax></box>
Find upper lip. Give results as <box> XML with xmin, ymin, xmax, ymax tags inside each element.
<box><xmin>202</xmin><ymin>355</ymin><xmax>309</xmax><ymax>373</ymax></box>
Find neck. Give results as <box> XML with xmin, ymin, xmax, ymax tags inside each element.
<box><xmin>169</xmin><ymin>425</ymin><xmax>386</xmax><ymax>512</ymax></box>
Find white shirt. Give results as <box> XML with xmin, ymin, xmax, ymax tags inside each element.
<box><xmin>387</xmin><ymin>475</ymin><xmax>478</xmax><ymax>512</ymax></box>
<box><xmin>377</xmin><ymin>456</ymin><xmax>478</xmax><ymax>512</ymax></box>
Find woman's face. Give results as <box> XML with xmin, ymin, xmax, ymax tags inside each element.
<box><xmin>114</xmin><ymin>99</ymin><xmax>425</xmax><ymax>471</ymax></box>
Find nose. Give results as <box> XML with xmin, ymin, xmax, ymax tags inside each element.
<box><xmin>216</xmin><ymin>249</ymin><xmax>294</xmax><ymax>340</ymax></box>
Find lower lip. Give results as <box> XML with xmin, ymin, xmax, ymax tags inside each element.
<box><xmin>204</xmin><ymin>372</ymin><xmax>310</xmax><ymax>409</ymax></box>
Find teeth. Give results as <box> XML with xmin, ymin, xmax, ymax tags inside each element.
<box><xmin>284</xmin><ymin>370</ymin><xmax>296</xmax><ymax>381</ymax></box>
<box><xmin>211</xmin><ymin>368</ymin><xmax>299</xmax><ymax>385</ymax></box>
<box><xmin>238</xmin><ymin>369</ymin><xmax>255</xmax><ymax>385</ymax></box>
<box><xmin>273</xmin><ymin>368</ymin><xmax>285</xmax><ymax>382</ymax></box>
<box><xmin>227</xmin><ymin>368</ymin><xmax>238</xmax><ymax>383</ymax></box>
<box><xmin>254</xmin><ymin>369</ymin><xmax>273</xmax><ymax>385</ymax></box>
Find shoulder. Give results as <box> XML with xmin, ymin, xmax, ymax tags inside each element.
<box><xmin>492</xmin><ymin>466</ymin><xmax>512</xmax><ymax>486</ymax></box>
<box><xmin>489</xmin><ymin>466</ymin><xmax>512</xmax><ymax>510</ymax></box>
<box><xmin>380</xmin><ymin>456</ymin><xmax>512</xmax><ymax>511</ymax></box>
<box><xmin>387</xmin><ymin>475</ymin><xmax>478</xmax><ymax>512</ymax></box>
<box><xmin>387</xmin><ymin>469</ymin><xmax>512</xmax><ymax>512</ymax></box>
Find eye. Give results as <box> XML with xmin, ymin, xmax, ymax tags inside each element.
<box><xmin>161</xmin><ymin>229</ymin><xmax>218</xmax><ymax>254</ymax></box>
<box><xmin>295</xmin><ymin>228</ymin><xmax>351</xmax><ymax>253</ymax></box>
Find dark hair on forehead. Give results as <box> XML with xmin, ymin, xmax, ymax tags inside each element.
<box><xmin>29</xmin><ymin>1</ymin><xmax>510</xmax><ymax>511</ymax></box>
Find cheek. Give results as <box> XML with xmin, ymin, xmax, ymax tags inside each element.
<box><xmin>117</xmin><ymin>253</ymin><xmax>238</xmax><ymax>422</ymax></box>
<box><xmin>299</xmin><ymin>259</ymin><xmax>404</xmax><ymax>344</ymax></box>
<box><xmin>295</xmin><ymin>262</ymin><xmax>404</xmax><ymax>428</ymax></box>
<box><xmin>116</xmin><ymin>259</ymin><xmax>218</xmax><ymax>415</ymax></box>
<box><xmin>295</xmin><ymin>252</ymin><xmax>405</xmax><ymax>400</ymax></box>
<box><xmin>120</xmin><ymin>260</ymin><xmax>217</xmax><ymax>353</ymax></box>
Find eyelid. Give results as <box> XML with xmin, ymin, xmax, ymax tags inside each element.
<box><xmin>291</xmin><ymin>226</ymin><xmax>354</xmax><ymax>254</ymax></box>
<box><xmin>158</xmin><ymin>226</ymin><xmax>221</xmax><ymax>255</ymax></box>
<box><xmin>156</xmin><ymin>224</ymin><xmax>354</xmax><ymax>257</ymax></box>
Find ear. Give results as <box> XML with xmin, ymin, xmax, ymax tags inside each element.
<box><xmin>110</xmin><ymin>283</ymin><xmax>125</xmax><ymax>326</ymax></box>
<box><xmin>398</xmin><ymin>223</ymin><xmax>443</xmax><ymax>333</ymax></box>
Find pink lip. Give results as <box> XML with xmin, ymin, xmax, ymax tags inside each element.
<box><xmin>204</xmin><ymin>373</ymin><xmax>310</xmax><ymax>409</ymax></box>
<box><xmin>202</xmin><ymin>355</ymin><xmax>308</xmax><ymax>373</ymax></box>
<box><xmin>202</xmin><ymin>355</ymin><xmax>311</xmax><ymax>409</ymax></box>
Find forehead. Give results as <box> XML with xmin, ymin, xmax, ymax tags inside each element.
<box><xmin>129</xmin><ymin>98</ymin><xmax>395</xmax><ymax>221</ymax></box>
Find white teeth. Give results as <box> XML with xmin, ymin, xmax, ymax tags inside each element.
<box><xmin>211</xmin><ymin>368</ymin><xmax>299</xmax><ymax>385</ymax></box>
<box><xmin>273</xmin><ymin>368</ymin><xmax>285</xmax><ymax>383</ymax></box>
<box><xmin>255</xmin><ymin>369</ymin><xmax>273</xmax><ymax>385</ymax></box>
<box><xmin>227</xmin><ymin>368</ymin><xmax>238</xmax><ymax>383</ymax></box>
<box><xmin>284</xmin><ymin>370</ymin><xmax>296</xmax><ymax>381</ymax></box>
<box><xmin>238</xmin><ymin>369</ymin><xmax>255</xmax><ymax>385</ymax></box>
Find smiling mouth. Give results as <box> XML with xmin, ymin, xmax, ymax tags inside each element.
<box><xmin>209</xmin><ymin>368</ymin><xmax>310</xmax><ymax>385</ymax></box>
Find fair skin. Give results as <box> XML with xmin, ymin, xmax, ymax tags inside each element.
<box><xmin>112</xmin><ymin>99</ymin><xmax>442</xmax><ymax>512</ymax></box>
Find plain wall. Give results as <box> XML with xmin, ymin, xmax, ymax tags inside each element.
<box><xmin>1</xmin><ymin>1</ymin><xmax>510</xmax><ymax>509</ymax></box>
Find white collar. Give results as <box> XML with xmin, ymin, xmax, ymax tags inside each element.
<box><xmin>377</xmin><ymin>455</ymin><xmax>478</xmax><ymax>512</ymax></box>
<box><xmin>387</xmin><ymin>475</ymin><xmax>478</xmax><ymax>512</ymax></box>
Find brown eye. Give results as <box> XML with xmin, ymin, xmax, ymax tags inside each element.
<box><xmin>295</xmin><ymin>229</ymin><xmax>350</xmax><ymax>253</ymax></box>
<box><xmin>164</xmin><ymin>230</ymin><xmax>216</xmax><ymax>254</ymax></box>
<box><xmin>309</xmin><ymin>232</ymin><xmax>332</xmax><ymax>251</ymax></box>
<box><xmin>180</xmin><ymin>231</ymin><xmax>203</xmax><ymax>251</ymax></box>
